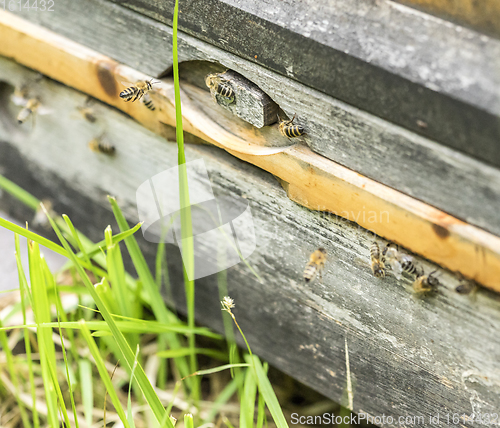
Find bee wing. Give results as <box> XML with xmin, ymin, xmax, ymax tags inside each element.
<box><xmin>121</xmin><ymin>81</ymin><xmax>135</xmax><ymax>87</ymax></box>
<box><xmin>37</xmin><ymin>106</ymin><xmax>54</xmax><ymax>115</ymax></box>
<box><xmin>11</xmin><ymin>95</ymin><xmax>28</xmax><ymax>106</ymax></box>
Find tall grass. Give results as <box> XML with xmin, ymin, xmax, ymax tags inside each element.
<box><xmin>0</xmin><ymin>1</ymin><xmax>292</xmax><ymax>427</ymax></box>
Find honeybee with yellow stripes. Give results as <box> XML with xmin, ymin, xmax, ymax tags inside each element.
<box><xmin>370</xmin><ymin>242</ymin><xmax>385</xmax><ymax>278</ymax></box>
<box><xmin>88</xmin><ymin>134</ymin><xmax>116</xmax><ymax>156</ymax></box>
<box><xmin>278</xmin><ymin>113</ymin><xmax>305</xmax><ymax>139</ymax></box>
<box><xmin>303</xmin><ymin>248</ymin><xmax>327</xmax><ymax>283</ymax></box>
<box><xmin>120</xmin><ymin>79</ymin><xmax>159</xmax><ymax>103</ymax></box>
<box><xmin>205</xmin><ymin>73</ymin><xmax>235</xmax><ymax>104</ymax></box>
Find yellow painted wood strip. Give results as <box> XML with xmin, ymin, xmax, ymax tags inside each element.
<box><xmin>395</xmin><ymin>0</ymin><xmax>500</xmax><ymax>37</ymax></box>
<box><xmin>0</xmin><ymin>11</ymin><xmax>499</xmax><ymax>291</ymax></box>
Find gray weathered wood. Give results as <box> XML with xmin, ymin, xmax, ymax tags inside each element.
<box><xmin>1</xmin><ymin>58</ymin><xmax>500</xmax><ymax>427</ymax></box>
<box><xmin>8</xmin><ymin>2</ymin><xmax>500</xmax><ymax>238</ymax></box>
<box><xmin>106</xmin><ymin>0</ymin><xmax>500</xmax><ymax>168</ymax></box>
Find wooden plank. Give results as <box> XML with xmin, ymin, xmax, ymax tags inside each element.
<box><xmin>1</xmin><ymin>12</ymin><xmax>500</xmax><ymax>293</ymax></box>
<box><xmin>1</xmin><ymin>62</ymin><xmax>500</xmax><ymax>426</ymax></box>
<box><xmin>4</xmin><ymin>4</ymin><xmax>500</xmax><ymax>239</ymax></box>
<box><xmin>394</xmin><ymin>0</ymin><xmax>500</xmax><ymax>37</ymax></box>
<box><xmin>102</xmin><ymin>0</ymin><xmax>500</xmax><ymax>169</ymax></box>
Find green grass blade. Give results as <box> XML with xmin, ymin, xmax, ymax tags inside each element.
<box><xmin>184</xmin><ymin>413</ymin><xmax>194</xmax><ymax>428</ymax></box>
<box><xmin>240</xmin><ymin>367</ymin><xmax>257</xmax><ymax>428</ymax></box>
<box><xmin>190</xmin><ymin>363</ymin><xmax>250</xmax><ymax>377</ymax></box>
<box><xmin>79</xmin><ymin>358</ymin><xmax>94</xmax><ymax>428</ymax></box>
<box><xmin>107</xmin><ymin>197</ymin><xmax>191</xmax><ymax>383</ymax></box>
<box><xmin>247</xmin><ymin>355</ymin><xmax>289</xmax><ymax>428</ymax></box>
<box><xmin>15</xmin><ymin>234</ymin><xmax>40</xmax><ymax>428</ymax></box>
<box><xmin>80</xmin><ymin>320</ymin><xmax>131</xmax><ymax>428</ymax></box>
<box><xmin>0</xmin><ymin>318</ymin><xmax>31</xmax><ymax>428</ymax></box>
<box><xmin>173</xmin><ymin>0</ymin><xmax>198</xmax><ymax>399</ymax></box>
<box><xmin>0</xmin><ymin>174</ymin><xmax>39</xmax><ymax>210</ymax></box>
<box><xmin>42</xmin><ymin>209</ymin><xmax>174</xmax><ymax>428</ymax></box>
<box><xmin>28</xmin><ymin>240</ymin><xmax>59</xmax><ymax>427</ymax></box>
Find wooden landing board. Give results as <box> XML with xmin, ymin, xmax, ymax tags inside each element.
<box><xmin>1</xmin><ymin>62</ymin><xmax>500</xmax><ymax>426</ymax></box>
<box><xmin>0</xmin><ymin>11</ymin><xmax>500</xmax><ymax>293</ymax></box>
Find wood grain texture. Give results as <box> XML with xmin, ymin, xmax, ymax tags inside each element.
<box><xmin>3</xmin><ymin>4</ymin><xmax>500</xmax><ymax>238</ymax></box>
<box><xmin>0</xmin><ymin>13</ymin><xmax>500</xmax><ymax>292</ymax></box>
<box><xmin>1</xmin><ymin>64</ymin><xmax>500</xmax><ymax>427</ymax></box>
<box><xmin>103</xmin><ymin>0</ymin><xmax>500</xmax><ymax>168</ymax></box>
<box><xmin>394</xmin><ymin>0</ymin><xmax>500</xmax><ymax>37</ymax></box>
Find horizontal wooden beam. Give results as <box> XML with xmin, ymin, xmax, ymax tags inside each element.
<box><xmin>1</xmin><ymin>11</ymin><xmax>499</xmax><ymax>292</ymax></box>
<box><xmin>394</xmin><ymin>0</ymin><xmax>500</xmax><ymax>37</ymax></box>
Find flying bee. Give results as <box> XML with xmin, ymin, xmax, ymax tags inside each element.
<box><xmin>205</xmin><ymin>73</ymin><xmax>235</xmax><ymax>104</ymax></box>
<box><xmin>77</xmin><ymin>97</ymin><xmax>97</xmax><ymax>123</ymax></box>
<box><xmin>382</xmin><ymin>243</ymin><xmax>403</xmax><ymax>279</ymax></box>
<box><xmin>88</xmin><ymin>134</ymin><xmax>116</xmax><ymax>156</ymax></box>
<box><xmin>142</xmin><ymin>93</ymin><xmax>156</xmax><ymax>111</ymax></box>
<box><xmin>278</xmin><ymin>113</ymin><xmax>305</xmax><ymax>139</ymax></box>
<box><xmin>303</xmin><ymin>247</ymin><xmax>327</xmax><ymax>283</ymax></box>
<box><xmin>12</xmin><ymin>96</ymin><xmax>52</xmax><ymax>125</ymax></box>
<box><xmin>412</xmin><ymin>271</ymin><xmax>440</xmax><ymax>294</ymax></box>
<box><xmin>370</xmin><ymin>242</ymin><xmax>385</xmax><ymax>278</ymax></box>
<box><xmin>119</xmin><ymin>79</ymin><xmax>158</xmax><ymax>103</ymax></box>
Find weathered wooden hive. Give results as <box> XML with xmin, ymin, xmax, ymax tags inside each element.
<box><xmin>1</xmin><ymin>0</ymin><xmax>500</xmax><ymax>425</ymax></box>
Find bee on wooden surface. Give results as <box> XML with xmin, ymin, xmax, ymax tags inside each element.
<box><xmin>205</xmin><ymin>73</ymin><xmax>235</xmax><ymax>104</ymax></box>
<box><xmin>119</xmin><ymin>79</ymin><xmax>158</xmax><ymax>103</ymax></box>
<box><xmin>77</xmin><ymin>97</ymin><xmax>97</xmax><ymax>123</ymax></box>
<box><xmin>278</xmin><ymin>113</ymin><xmax>305</xmax><ymax>139</ymax></box>
<box><xmin>400</xmin><ymin>256</ymin><xmax>422</xmax><ymax>278</ymax></box>
<box><xmin>88</xmin><ymin>135</ymin><xmax>116</xmax><ymax>156</ymax></box>
<box><xmin>303</xmin><ymin>247</ymin><xmax>327</xmax><ymax>283</ymax></box>
<box><xmin>412</xmin><ymin>271</ymin><xmax>440</xmax><ymax>294</ymax></box>
<box><xmin>370</xmin><ymin>242</ymin><xmax>385</xmax><ymax>278</ymax></box>
<box><xmin>455</xmin><ymin>276</ymin><xmax>477</xmax><ymax>295</ymax></box>
<box><xmin>142</xmin><ymin>93</ymin><xmax>156</xmax><ymax>111</ymax></box>
<box><xmin>382</xmin><ymin>243</ymin><xmax>422</xmax><ymax>279</ymax></box>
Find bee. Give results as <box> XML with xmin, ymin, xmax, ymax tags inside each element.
<box><xmin>88</xmin><ymin>135</ymin><xmax>116</xmax><ymax>156</ymax></box>
<box><xmin>12</xmin><ymin>96</ymin><xmax>52</xmax><ymax>125</ymax></box>
<box><xmin>278</xmin><ymin>114</ymin><xmax>305</xmax><ymax>139</ymax></box>
<box><xmin>412</xmin><ymin>271</ymin><xmax>440</xmax><ymax>293</ymax></box>
<box><xmin>205</xmin><ymin>73</ymin><xmax>235</xmax><ymax>104</ymax></box>
<box><xmin>142</xmin><ymin>93</ymin><xmax>156</xmax><ymax>111</ymax></box>
<box><xmin>77</xmin><ymin>97</ymin><xmax>97</xmax><ymax>123</ymax></box>
<box><xmin>455</xmin><ymin>276</ymin><xmax>477</xmax><ymax>295</ymax></box>
<box><xmin>303</xmin><ymin>247</ymin><xmax>327</xmax><ymax>283</ymax></box>
<box><xmin>382</xmin><ymin>243</ymin><xmax>403</xmax><ymax>279</ymax></box>
<box><xmin>119</xmin><ymin>79</ymin><xmax>158</xmax><ymax>103</ymax></box>
<box><xmin>370</xmin><ymin>242</ymin><xmax>385</xmax><ymax>278</ymax></box>
<box><xmin>383</xmin><ymin>243</ymin><xmax>422</xmax><ymax>279</ymax></box>
<box><xmin>400</xmin><ymin>256</ymin><xmax>422</xmax><ymax>278</ymax></box>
